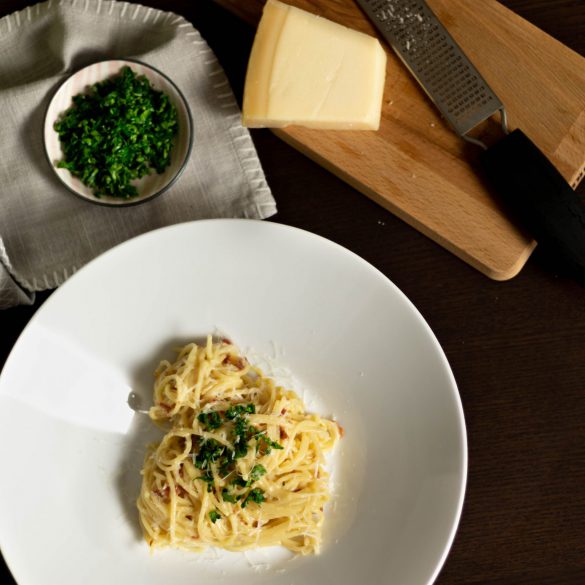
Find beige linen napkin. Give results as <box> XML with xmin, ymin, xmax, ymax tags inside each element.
<box><xmin>0</xmin><ymin>0</ymin><xmax>276</xmax><ymax>308</ymax></box>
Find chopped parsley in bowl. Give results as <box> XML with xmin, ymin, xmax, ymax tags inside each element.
<box><xmin>44</xmin><ymin>60</ymin><xmax>193</xmax><ymax>206</ymax></box>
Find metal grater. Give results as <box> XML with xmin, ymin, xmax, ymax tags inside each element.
<box><xmin>355</xmin><ymin>0</ymin><xmax>508</xmax><ymax>144</ymax></box>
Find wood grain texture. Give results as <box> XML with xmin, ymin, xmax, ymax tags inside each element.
<box><xmin>216</xmin><ymin>0</ymin><xmax>585</xmax><ymax>280</ymax></box>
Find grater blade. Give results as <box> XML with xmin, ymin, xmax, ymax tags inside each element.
<box><xmin>355</xmin><ymin>0</ymin><xmax>506</xmax><ymax>139</ymax></box>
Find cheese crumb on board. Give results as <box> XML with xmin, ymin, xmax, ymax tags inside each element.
<box><xmin>242</xmin><ymin>0</ymin><xmax>387</xmax><ymax>130</ymax></box>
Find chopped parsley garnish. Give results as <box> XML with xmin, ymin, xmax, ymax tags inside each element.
<box><xmin>225</xmin><ymin>404</ymin><xmax>255</xmax><ymax>419</ymax></box>
<box><xmin>209</xmin><ymin>509</ymin><xmax>221</xmax><ymax>523</ymax></box>
<box><xmin>189</xmin><ymin>403</ymin><xmax>274</xmax><ymax>508</ymax></box>
<box><xmin>241</xmin><ymin>488</ymin><xmax>265</xmax><ymax>508</ymax></box>
<box><xmin>250</xmin><ymin>464</ymin><xmax>267</xmax><ymax>481</ymax></box>
<box><xmin>233</xmin><ymin>415</ymin><xmax>251</xmax><ymax>459</ymax></box>
<box><xmin>54</xmin><ymin>66</ymin><xmax>178</xmax><ymax>199</ymax></box>
<box><xmin>197</xmin><ymin>411</ymin><xmax>223</xmax><ymax>431</ymax></box>
<box><xmin>222</xmin><ymin>488</ymin><xmax>237</xmax><ymax>503</ymax></box>
<box><xmin>257</xmin><ymin>435</ymin><xmax>283</xmax><ymax>454</ymax></box>
<box><xmin>230</xmin><ymin>465</ymin><xmax>266</xmax><ymax>490</ymax></box>
<box><xmin>219</xmin><ymin>458</ymin><xmax>234</xmax><ymax>478</ymax></box>
<box><xmin>194</xmin><ymin>439</ymin><xmax>225</xmax><ymax>469</ymax></box>
<box><xmin>231</xmin><ymin>475</ymin><xmax>252</xmax><ymax>488</ymax></box>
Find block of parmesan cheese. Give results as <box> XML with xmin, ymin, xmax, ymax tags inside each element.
<box><xmin>242</xmin><ymin>0</ymin><xmax>387</xmax><ymax>130</ymax></box>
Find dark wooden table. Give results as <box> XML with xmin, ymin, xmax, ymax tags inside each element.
<box><xmin>1</xmin><ymin>1</ymin><xmax>584</xmax><ymax>584</ymax></box>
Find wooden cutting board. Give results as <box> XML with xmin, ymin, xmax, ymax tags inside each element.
<box><xmin>216</xmin><ymin>0</ymin><xmax>585</xmax><ymax>280</ymax></box>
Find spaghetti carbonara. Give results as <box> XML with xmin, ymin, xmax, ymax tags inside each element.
<box><xmin>137</xmin><ymin>336</ymin><xmax>340</xmax><ymax>555</ymax></box>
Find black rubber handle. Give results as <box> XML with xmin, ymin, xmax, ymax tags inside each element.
<box><xmin>481</xmin><ymin>129</ymin><xmax>585</xmax><ymax>282</ymax></box>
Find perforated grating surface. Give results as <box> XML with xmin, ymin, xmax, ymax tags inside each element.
<box><xmin>357</xmin><ymin>0</ymin><xmax>504</xmax><ymax>137</ymax></box>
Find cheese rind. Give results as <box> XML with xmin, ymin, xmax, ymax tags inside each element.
<box><xmin>242</xmin><ymin>0</ymin><xmax>387</xmax><ymax>130</ymax></box>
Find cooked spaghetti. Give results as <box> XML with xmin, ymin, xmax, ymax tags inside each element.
<box><xmin>137</xmin><ymin>336</ymin><xmax>340</xmax><ymax>555</ymax></box>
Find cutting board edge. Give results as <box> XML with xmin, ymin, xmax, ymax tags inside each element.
<box><xmin>273</xmin><ymin>128</ymin><xmax>537</xmax><ymax>281</ymax></box>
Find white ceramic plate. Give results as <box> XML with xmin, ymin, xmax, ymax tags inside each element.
<box><xmin>44</xmin><ymin>59</ymin><xmax>193</xmax><ymax>206</ymax></box>
<box><xmin>0</xmin><ymin>220</ymin><xmax>466</xmax><ymax>585</ymax></box>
